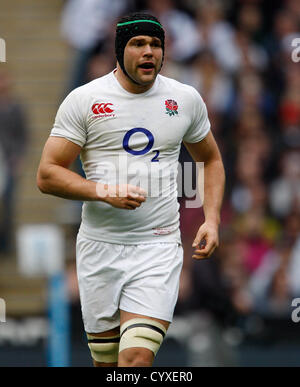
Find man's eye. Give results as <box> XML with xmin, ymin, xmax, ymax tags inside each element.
<box><xmin>152</xmin><ymin>41</ymin><xmax>161</xmax><ymax>47</ymax></box>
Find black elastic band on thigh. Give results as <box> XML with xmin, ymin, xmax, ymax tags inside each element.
<box><xmin>88</xmin><ymin>337</ymin><xmax>120</xmax><ymax>344</ymax></box>
<box><xmin>121</xmin><ymin>323</ymin><xmax>166</xmax><ymax>339</ymax></box>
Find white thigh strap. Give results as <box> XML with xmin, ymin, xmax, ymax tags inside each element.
<box><xmin>87</xmin><ymin>334</ymin><xmax>120</xmax><ymax>363</ymax></box>
<box><xmin>119</xmin><ymin>318</ymin><xmax>167</xmax><ymax>356</ymax></box>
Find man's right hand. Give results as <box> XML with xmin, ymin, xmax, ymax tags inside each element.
<box><xmin>97</xmin><ymin>183</ymin><xmax>147</xmax><ymax>210</ymax></box>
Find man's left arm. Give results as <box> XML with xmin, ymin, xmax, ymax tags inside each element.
<box><xmin>184</xmin><ymin>130</ymin><xmax>225</xmax><ymax>259</ymax></box>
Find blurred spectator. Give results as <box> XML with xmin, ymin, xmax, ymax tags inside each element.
<box><xmin>190</xmin><ymin>0</ymin><xmax>268</xmax><ymax>73</ymax></box>
<box><xmin>189</xmin><ymin>0</ymin><xmax>237</xmax><ymax>73</ymax></box>
<box><xmin>279</xmin><ymin>63</ymin><xmax>300</xmax><ymax>148</ymax></box>
<box><xmin>286</xmin><ymin>0</ymin><xmax>300</xmax><ymax>21</ymax></box>
<box><xmin>225</xmin><ymin>29</ymin><xmax>268</xmax><ymax>73</ymax></box>
<box><xmin>0</xmin><ymin>142</ymin><xmax>7</xmax><ymax>200</ymax></box>
<box><xmin>180</xmin><ymin>50</ymin><xmax>234</xmax><ymax>116</ymax></box>
<box><xmin>232</xmin><ymin>70</ymin><xmax>275</xmax><ymax>119</ymax></box>
<box><xmin>218</xmin><ymin>231</ymin><xmax>253</xmax><ymax>316</ymax></box>
<box><xmin>144</xmin><ymin>0</ymin><xmax>200</xmax><ymax>62</ymax></box>
<box><xmin>270</xmin><ymin>150</ymin><xmax>300</xmax><ymax>218</ymax></box>
<box><xmin>61</xmin><ymin>0</ymin><xmax>133</xmax><ymax>91</ymax></box>
<box><xmin>236</xmin><ymin>3</ymin><xmax>264</xmax><ymax>43</ymax></box>
<box><xmin>0</xmin><ymin>69</ymin><xmax>28</xmax><ymax>254</ymax></box>
<box><xmin>233</xmin><ymin>208</ymin><xmax>273</xmax><ymax>273</ymax></box>
<box><xmin>86</xmin><ymin>50</ymin><xmax>115</xmax><ymax>83</ymax></box>
<box><xmin>248</xmin><ymin>234</ymin><xmax>300</xmax><ymax>318</ymax></box>
<box><xmin>265</xmin><ymin>8</ymin><xmax>299</xmax><ymax>73</ymax></box>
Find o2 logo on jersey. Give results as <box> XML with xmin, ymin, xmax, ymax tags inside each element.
<box><xmin>123</xmin><ymin>128</ymin><xmax>159</xmax><ymax>162</ymax></box>
<box><xmin>92</xmin><ymin>102</ymin><xmax>115</xmax><ymax>116</ymax></box>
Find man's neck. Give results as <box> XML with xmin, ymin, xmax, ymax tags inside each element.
<box><xmin>114</xmin><ymin>66</ymin><xmax>155</xmax><ymax>94</ymax></box>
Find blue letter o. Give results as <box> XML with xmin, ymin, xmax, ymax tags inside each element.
<box><xmin>123</xmin><ymin>128</ymin><xmax>154</xmax><ymax>156</ymax></box>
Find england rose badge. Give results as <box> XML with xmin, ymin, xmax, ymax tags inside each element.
<box><xmin>165</xmin><ymin>99</ymin><xmax>178</xmax><ymax>116</ymax></box>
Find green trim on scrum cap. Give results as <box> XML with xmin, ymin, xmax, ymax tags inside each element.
<box><xmin>117</xmin><ymin>19</ymin><xmax>163</xmax><ymax>28</ymax></box>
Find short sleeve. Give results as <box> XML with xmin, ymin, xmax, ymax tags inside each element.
<box><xmin>50</xmin><ymin>90</ymin><xmax>86</xmax><ymax>147</ymax></box>
<box><xmin>183</xmin><ymin>88</ymin><xmax>211</xmax><ymax>143</ymax></box>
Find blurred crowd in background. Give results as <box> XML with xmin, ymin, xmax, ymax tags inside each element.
<box><xmin>1</xmin><ymin>0</ymin><xmax>300</xmax><ymax>352</ymax></box>
<box><xmin>59</xmin><ymin>0</ymin><xmax>300</xmax><ymax>332</ymax></box>
<box><xmin>0</xmin><ymin>71</ymin><xmax>27</xmax><ymax>255</ymax></box>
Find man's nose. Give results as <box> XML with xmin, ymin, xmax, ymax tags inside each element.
<box><xmin>143</xmin><ymin>44</ymin><xmax>154</xmax><ymax>56</ymax></box>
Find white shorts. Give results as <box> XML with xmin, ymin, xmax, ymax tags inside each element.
<box><xmin>76</xmin><ymin>235</ymin><xmax>183</xmax><ymax>334</ymax></box>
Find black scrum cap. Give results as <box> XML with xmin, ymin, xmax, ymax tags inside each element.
<box><xmin>115</xmin><ymin>13</ymin><xmax>165</xmax><ymax>78</ymax></box>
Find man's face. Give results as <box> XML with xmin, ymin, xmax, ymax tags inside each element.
<box><xmin>123</xmin><ymin>35</ymin><xmax>163</xmax><ymax>86</ymax></box>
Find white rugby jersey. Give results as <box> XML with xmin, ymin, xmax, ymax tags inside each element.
<box><xmin>50</xmin><ymin>70</ymin><xmax>210</xmax><ymax>244</ymax></box>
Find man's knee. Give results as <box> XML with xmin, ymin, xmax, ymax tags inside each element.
<box><xmin>118</xmin><ymin>318</ymin><xmax>167</xmax><ymax>367</ymax></box>
<box><xmin>119</xmin><ymin>346</ymin><xmax>154</xmax><ymax>367</ymax></box>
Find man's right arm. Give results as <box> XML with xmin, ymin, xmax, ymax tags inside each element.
<box><xmin>37</xmin><ymin>136</ymin><xmax>99</xmax><ymax>201</ymax></box>
<box><xmin>36</xmin><ymin>136</ymin><xmax>146</xmax><ymax>209</ymax></box>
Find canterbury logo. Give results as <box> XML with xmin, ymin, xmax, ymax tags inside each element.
<box><xmin>92</xmin><ymin>103</ymin><xmax>114</xmax><ymax>114</ymax></box>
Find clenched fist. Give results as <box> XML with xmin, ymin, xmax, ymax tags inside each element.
<box><xmin>97</xmin><ymin>183</ymin><xmax>147</xmax><ymax>210</ymax></box>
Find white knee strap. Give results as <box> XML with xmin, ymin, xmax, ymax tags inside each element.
<box><xmin>87</xmin><ymin>333</ymin><xmax>120</xmax><ymax>363</ymax></box>
<box><xmin>119</xmin><ymin>318</ymin><xmax>167</xmax><ymax>356</ymax></box>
